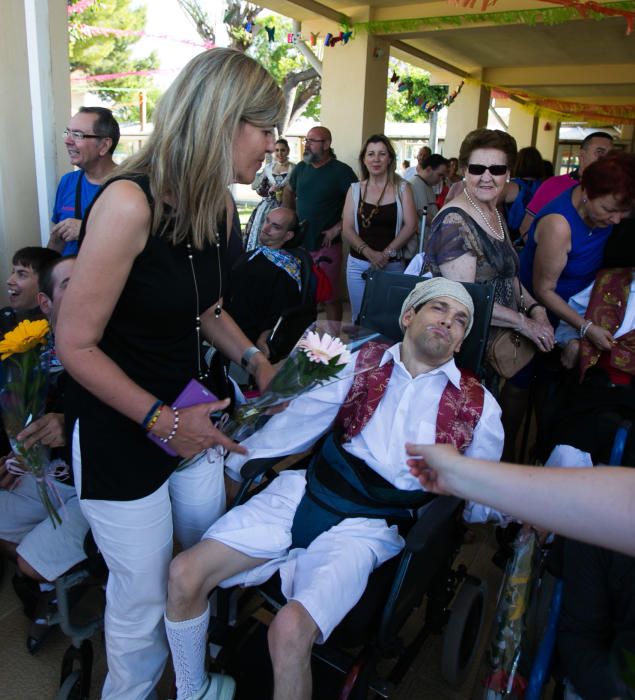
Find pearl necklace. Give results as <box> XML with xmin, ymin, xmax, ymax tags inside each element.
<box><xmin>464</xmin><ymin>187</ymin><xmax>505</xmax><ymax>241</ymax></box>
<box><xmin>186</xmin><ymin>240</ymin><xmax>222</xmax><ymax>382</ymax></box>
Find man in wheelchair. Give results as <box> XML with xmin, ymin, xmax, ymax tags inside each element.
<box><xmin>228</xmin><ymin>207</ymin><xmax>305</xmax><ymax>358</ymax></box>
<box><xmin>165</xmin><ymin>278</ymin><xmax>504</xmax><ymax>700</ymax></box>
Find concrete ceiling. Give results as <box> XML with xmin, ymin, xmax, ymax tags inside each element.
<box><xmin>260</xmin><ymin>0</ymin><xmax>635</xmax><ymax>106</ymax></box>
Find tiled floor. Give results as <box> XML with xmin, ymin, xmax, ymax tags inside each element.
<box><xmin>0</xmin><ymin>525</ymin><xmax>503</xmax><ymax>699</ymax></box>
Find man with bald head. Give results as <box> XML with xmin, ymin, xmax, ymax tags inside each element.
<box><xmin>164</xmin><ymin>277</ymin><xmax>503</xmax><ymax>700</ymax></box>
<box><xmin>283</xmin><ymin>126</ymin><xmax>357</xmax><ymax>321</ymax></box>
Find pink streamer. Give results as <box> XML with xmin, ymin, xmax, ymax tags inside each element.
<box><xmin>71</xmin><ymin>68</ymin><xmax>167</xmax><ymax>83</ymax></box>
<box><xmin>67</xmin><ymin>0</ymin><xmax>97</xmax><ymax>15</ymax></box>
<box><xmin>78</xmin><ymin>23</ymin><xmax>215</xmax><ymax>49</ymax></box>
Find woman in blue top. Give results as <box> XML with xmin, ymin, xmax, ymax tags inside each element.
<box><xmin>520</xmin><ymin>152</ymin><xmax>635</xmax><ymax>352</ymax></box>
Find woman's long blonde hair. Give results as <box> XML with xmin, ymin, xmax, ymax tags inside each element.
<box><xmin>115</xmin><ymin>48</ymin><xmax>286</xmax><ymax>249</ymax></box>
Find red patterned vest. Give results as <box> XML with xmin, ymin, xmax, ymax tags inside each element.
<box><xmin>579</xmin><ymin>267</ymin><xmax>635</xmax><ymax>382</ymax></box>
<box><xmin>335</xmin><ymin>341</ymin><xmax>485</xmax><ymax>453</ymax></box>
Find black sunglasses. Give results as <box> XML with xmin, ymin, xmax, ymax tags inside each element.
<box><xmin>467</xmin><ymin>163</ymin><xmax>508</xmax><ymax>176</ymax></box>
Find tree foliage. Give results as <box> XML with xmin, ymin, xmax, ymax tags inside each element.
<box><xmin>178</xmin><ymin>1</ymin><xmax>320</xmax><ymax>134</ymax></box>
<box><xmin>68</xmin><ymin>0</ymin><xmax>160</xmax><ymax>124</ymax></box>
<box><xmin>386</xmin><ymin>60</ymin><xmax>448</xmax><ymax>123</ymax></box>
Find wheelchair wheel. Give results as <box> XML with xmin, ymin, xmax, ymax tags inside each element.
<box><xmin>56</xmin><ymin>671</ymin><xmax>82</xmax><ymax>700</ymax></box>
<box><xmin>441</xmin><ymin>578</ymin><xmax>487</xmax><ymax>687</ymax></box>
<box><xmin>57</xmin><ymin>640</ymin><xmax>93</xmax><ymax>700</ymax></box>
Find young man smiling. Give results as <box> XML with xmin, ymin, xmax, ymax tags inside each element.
<box><xmin>2</xmin><ymin>247</ymin><xmax>60</xmax><ymax>336</ymax></box>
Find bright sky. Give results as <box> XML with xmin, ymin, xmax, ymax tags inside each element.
<box><xmin>133</xmin><ymin>0</ymin><xmax>229</xmax><ymax>89</ymax></box>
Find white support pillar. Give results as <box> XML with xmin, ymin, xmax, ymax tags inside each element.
<box><xmin>508</xmin><ymin>102</ymin><xmax>538</xmax><ymax>149</ymax></box>
<box><xmin>320</xmin><ymin>31</ymin><xmax>389</xmax><ymax>170</ymax></box>
<box><xmin>0</xmin><ymin>1</ymin><xmax>39</xmax><ymax>304</ymax></box>
<box><xmin>535</xmin><ymin>118</ymin><xmax>560</xmax><ymax>166</ymax></box>
<box><xmin>442</xmin><ymin>74</ymin><xmax>489</xmax><ymax>159</ymax></box>
<box><xmin>25</xmin><ymin>0</ymin><xmax>71</xmax><ymax>245</ymax></box>
<box><xmin>0</xmin><ymin>0</ymin><xmax>70</xmax><ymax>306</ymax></box>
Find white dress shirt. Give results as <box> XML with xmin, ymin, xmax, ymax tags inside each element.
<box><xmin>226</xmin><ymin>344</ymin><xmax>504</xmax><ymax>495</ymax></box>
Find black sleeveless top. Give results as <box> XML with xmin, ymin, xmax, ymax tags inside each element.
<box><xmin>66</xmin><ymin>175</ymin><xmax>227</xmax><ymax>500</ymax></box>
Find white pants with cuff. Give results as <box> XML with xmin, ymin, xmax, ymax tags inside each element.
<box><xmin>72</xmin><ymin>423</ymin><xmax>226</xmax><ymax>700</ymax></box>
<box><xmin>204</xmin><ymin>469</ymin><xmax>404</xmax><ymax>644</ymax></box>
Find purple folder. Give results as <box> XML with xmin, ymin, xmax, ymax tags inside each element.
<box><xmin>147</xmin><ymin>379</ymin><xmax>218</xmax><ymax>457</ymax></box>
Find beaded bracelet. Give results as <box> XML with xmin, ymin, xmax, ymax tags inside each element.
<box><xmin>159</xmin><ymin>408</ymin><xmax>180</xmax><ymax>444</ymax></box>
<box><xmin>579</xmin><ymin>320</ymin><xmax>593</xmax><ymax>339</ymax></box>
<box><xmin>142</xmin><ymin>400</ymin><xmax>164</xmax><ymax>431</ymax></box>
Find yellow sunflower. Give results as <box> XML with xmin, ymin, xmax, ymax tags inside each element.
<box><xmin>0</xmin><ymin>319</ymin><xmax>50</xmax><ymax>360</ymax></box>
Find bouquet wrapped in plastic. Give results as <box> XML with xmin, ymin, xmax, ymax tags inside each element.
<box><xmin>223</xmin><ymin>321</ymin><xmax>386</xmax><ymax>442</ymax></box>
<box><xmin>483</xmin><ymin>526</ymin><xmax>540</xmax><ymax>698</ymax></box>
<box><xmin>0</xmin><ymin>319</ymin><xmax>66</xmax><ymax>527</ymax></box>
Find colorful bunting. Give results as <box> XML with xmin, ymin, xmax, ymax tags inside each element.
<box><xmin>392</xmin><ymin>73</ymin><xmax>465</xmax><ymax>113</ymax></box>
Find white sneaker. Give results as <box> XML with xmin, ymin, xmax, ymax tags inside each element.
<box><xmin>188</xmin><ymin>673</ymin><xmax>236</xmax><ymax>700</ymax></box>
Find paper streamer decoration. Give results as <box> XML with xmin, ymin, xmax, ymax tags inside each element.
<box><xmin>78</xmin><ymin>24</ymin><xmax>215</xmax><ymax>49</ymax></box>
<box><xmin>354</xmin><ymin>1</ymin><xmax>635</xmax><ymax>36</ymax></box>
<box><xmin>448</xmin><ymin>0</ymin><xmax>498</xmax><ymax>9</ymax></box>
<box><xmin>67</xmin><ymin>0</ymin><xmax>97</xmax><ymax>15</ymax></box>
<box><xmin>71</xmin><ymin>68</ymin><xmax>165</xmax><ymax>83</ymax></box>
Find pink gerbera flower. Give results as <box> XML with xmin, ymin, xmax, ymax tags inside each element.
<box><xmin>296</xmin><ymin>331</ymin><xmax>351</xmax><ymax>365</ymax></box>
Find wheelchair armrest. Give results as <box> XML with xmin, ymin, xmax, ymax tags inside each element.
<box><xmin>240</xmin><ymin>456</ymin><xmax>285</xmax><ymax>482</ymax></box>
<box><xmin>405</xmin><ymin>495</ymin><xmax>463</xmax><ymax>554</ymax></box>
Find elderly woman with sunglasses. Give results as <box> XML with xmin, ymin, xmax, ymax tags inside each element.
<box><xmin>424</xmin><ymin>129</ymin><xmax>554</xmax><ymax>366</ymax></box>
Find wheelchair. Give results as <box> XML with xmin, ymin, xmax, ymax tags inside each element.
<box><xmin>207</xmin><ymin>270</ymin><xmax>497</xmax><ymax>698</ymax></box>
<box><xmin>12</xmin><ymin>532</ymin><xmax>107</xmax><ymax>700</ymax></box>
<box><xmin>482</xmin><ymin>421</ymin><xmax>635</xmax><ymax>700</ymax></box>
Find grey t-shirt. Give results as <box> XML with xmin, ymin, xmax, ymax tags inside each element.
<box><xmin>408</xmin><ymin>174</ymin><xmax>438</xmax><ymax>221</ymax></box>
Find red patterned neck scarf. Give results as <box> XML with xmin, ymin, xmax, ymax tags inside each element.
<box><xmin>579</xmin><ymin>267</ymin><xmax>635</xmax><ymax>381</ymax></box>
<box><xmin>335</xmin><ymin>341</ymin><xmax>484</xmax><ymax>452</ymax></box>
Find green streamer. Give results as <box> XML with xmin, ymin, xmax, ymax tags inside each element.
<box><xmin>350</xmin><ymin>1</ymin><xmax>635</xmax><ymax>34</ymax></box>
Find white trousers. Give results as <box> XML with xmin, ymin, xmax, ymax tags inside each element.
<box><xmin>204</xmin><ymin>469</ymin><xmax>404</xmax><ymax>643</ymax></box>
<box><xmin>0</xmin><ymin>475</ymin><xmax>89</xmax><ymax>581</ymax></box>
<box><xmin>346</xmin><ymin>255</ymin><xmax>403</xmax><ymax>323</ymax></box>
<box><xmin>72</xmin><ymin>423</ymin><xmax>226</xmax><ymax>700</ymax></box>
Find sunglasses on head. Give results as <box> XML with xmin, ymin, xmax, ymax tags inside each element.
<box><xmin>467</xmin><ymin>163</ymin><xmax>508</xmax><ymax>176</ymax></box>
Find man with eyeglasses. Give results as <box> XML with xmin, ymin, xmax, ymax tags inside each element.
<box><xmin>283</xmin><ymin>126</ymin><xmax>357</xmax><ymax>321</ymax></box>
<box><xmin>48</xmin><ymin>107</ymin><xmax>120</xmax><ymax>256</ymax></box>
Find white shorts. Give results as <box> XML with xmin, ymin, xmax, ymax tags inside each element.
<box><xmin>203</xmin><ymin>469</ymin><xmax>404</xmax><ymax>642</ymax></box>
<box><xmin>0</xmin><ymin>476</ymin><xmax>89</xmax><ymax>581</ymax></box>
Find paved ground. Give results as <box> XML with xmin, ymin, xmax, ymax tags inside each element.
<box><xmin>0</xmin><ymin>524</ymin><xmax>503</xmax><ymax>699</ymax></box>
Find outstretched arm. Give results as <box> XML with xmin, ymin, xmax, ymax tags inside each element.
<box><xmin>406</xmin><ymin>443</ymin><xmax>635</xmax><ymax>557</ymax></box>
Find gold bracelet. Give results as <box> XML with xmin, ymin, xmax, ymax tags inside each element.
<box><xmin>358</xmin><ymin>243</ymin><xmax>368</xmax><ymax>255</ymax></box>
<box><xmin>145</xmin><ymin>404</ymin><xmax>164</xmax><ymax>432</ymax></box>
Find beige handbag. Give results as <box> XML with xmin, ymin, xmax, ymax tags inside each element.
<box><xmin>487</xmin><ymin>279</ymin><xmax>536</xmax><ymax>378</ymax></box>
